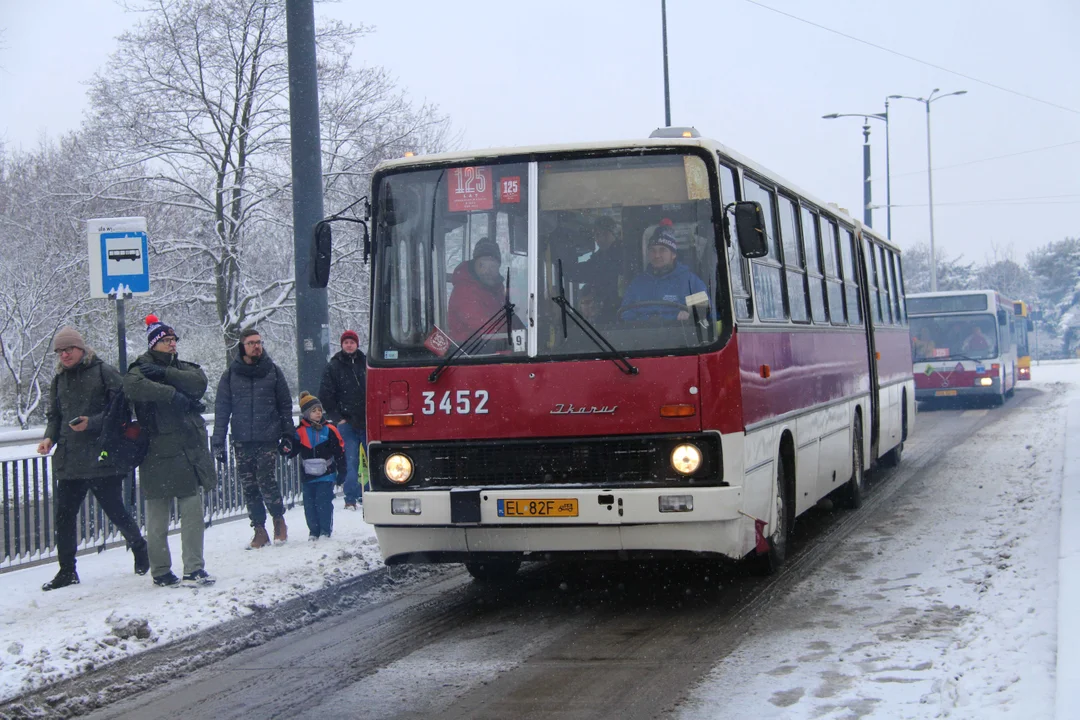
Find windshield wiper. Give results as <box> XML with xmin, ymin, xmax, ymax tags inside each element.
<box><xmin>552</xmin><ymin>260</ymin><xmax>638</xmax><ymax>376</ymax></box>
<box><xmin>429</xmin><ymin>269</ymin><xmax>516</xmax><ymax>383</ymax></box>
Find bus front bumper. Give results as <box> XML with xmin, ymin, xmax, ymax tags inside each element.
<box><xmin>363</xmin><ymin>486</ymin><xmax>747</xmax><ymax>563</ymax></box>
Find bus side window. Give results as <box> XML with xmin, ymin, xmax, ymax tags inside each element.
<box><xmin>801</xmin><ymin>206</ymin><xmax>827</xmax><ymax>324</ymax></box>
<box><xmin>840</xmin><ymin>227</ymin><xmax>861</xmax><ymax>325</ymax></box>
<box><xmin>744</xmin><ymin>177</ymin><xmax>786</xmax><ymax>321</ymax></box>
<box><xmin>864</xmin><ymin>238</ymin><xmax>883</xmax><ymax>324</ymax></box>
<box><xmin>878</xmin><ymin>245</ymin><xmax>894</xmax><ymax>324</ymax></box>
<box><xmin>718</xmin><ymin>161</ymin><xmax>752</xmax><ymax>321</ymax></box>
<box><xmin>778</xmin><ymin>194</ymin><xmax>809</xmax><ymax>323</ymax></box>
<box><xmin>820</xmin><ymin>215</ymin><xmax>845</xmax><ymax>324</ymax></box>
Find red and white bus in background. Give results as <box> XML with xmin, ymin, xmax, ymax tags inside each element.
<box><xmin>908</xmin><ymin>290</ymin><xmax>1019</xmax><ymax>405</ymax></box>
<box><xmin>358</xmin><ymin>128</ymin><xmax>914</xmax><ymax>580</ymax></box>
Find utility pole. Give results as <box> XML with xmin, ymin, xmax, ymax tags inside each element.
<box><xmin>286</xmin><ymin>0</ymin><xmax>330</xmax><ymax>394</ymax></box>
<box><xmin>661</xmin><ymin>0</ymin><xmax>671</xmax><ymax>126</ymax></box>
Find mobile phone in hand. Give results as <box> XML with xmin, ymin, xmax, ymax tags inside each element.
<box><xmin>68</xmin><ymin>417</ymin><xmax>82</xmax><ymax>427</ymax></box>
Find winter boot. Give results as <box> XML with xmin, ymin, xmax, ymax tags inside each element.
<box><xmin>132</xmin><ymin>541</ymin><xmax>150</xmax><ymax>576</ymax></box>
<box><xmin>42</xmin><ymin>568</ymin><xmax>80</xmax><ymax>591</ymax></box>
<box><xmin>272</xmin><ymin>516</ymin><xmax>288</xmax><ymax>544</ymax></box>
<box><xmin>250</xmin><ymin>525</ymin><xmax>271</xmax><ymax>549</ymax></box>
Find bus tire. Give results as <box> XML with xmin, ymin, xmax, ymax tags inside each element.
<box><xmin>839</xmin><ymin>417</ymin><xmax>866</xmax><ymax>509</ymax></box>
<box><xmin>464</xmin><ymin>559</ymin><xmax>521</xmax><ymax>583</ymax></box>
<box><xmin>748</xmin><ymin>454</ymin><xmax>791</xmax><ymax>576</ymax></box>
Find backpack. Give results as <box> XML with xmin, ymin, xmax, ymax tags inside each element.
<box><xmin>98</xmin><ymin>388</ymin><xmax>149</xmax><ymax>473</ymax></box>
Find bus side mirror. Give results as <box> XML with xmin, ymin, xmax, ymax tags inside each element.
<box><xmin>733</xmin><ymin>201</ymin><xmax>769</xmax><ymax>258</ymax></box>
<box><xmin>311</xmin><ymin>220</ymin><xmax>332</xmax><ymax>289</ymax></box>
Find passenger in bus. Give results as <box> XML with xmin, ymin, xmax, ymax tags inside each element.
<box><xmin>447</xmin><ymin>238</ymin><xmax>520</xmax><ymax>342</ymax></box>
<box><xmin>619</xmin><ymin>227</ymin><xmax>710</xmax><ymax>322</ymax></box>
<box><xmin>962</xmin><ymin>325</ymin><xmax>991</xmax><ymax>354</ymax></box>
<box><xmin>570</xmin><ymin>216</ymin><xmax>623</xmax><ymax>322</ymax></box>
<box><xmin>577</xmin><ymin>285</ymin><xmax>602</xmax><ymax>324</ymax></box>
<box><xmin>912</xmin><ymin>327</ymin><xmax>936</xmax><ymax>359</ymax></box>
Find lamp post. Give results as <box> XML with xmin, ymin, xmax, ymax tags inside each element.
<box><xmin>822</xmin><ymin>106</ymin><xmax>891</xmax><ymax>237</ymax></box>
<box><xmin>661</xmin><ymin>0</ymin><xmax>671</xmax><ymax>126</ymax></box>
<box><xmin>888</xmin><ymin>89</ymin><xmax>967</xmax><ymax>292</ymax></box>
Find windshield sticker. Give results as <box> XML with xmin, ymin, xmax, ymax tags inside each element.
<box><xmin>933</xmin><ymin>348</ymin><xmax>949</xmax><ymax>358</ymax></box>
<box><xmin>500</xmin><ymin>176</ymin><xmax>521</xmax><ymax>204</ymax></box>
<box><xmin>424</xmin><ymin>326</ymin><xmax>454</xmax><ymax>357</ymax></box>
<box><xmin>384</xmin><ymin>350</ymin><xmax>398</xmax><ymax>359</ymax></box>
<box><xmin>448</xmin><ymin>166</ymin><xmax>493</xmax><ymax>212</ymax></box>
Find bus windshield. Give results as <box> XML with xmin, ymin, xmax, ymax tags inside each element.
<box><xmin>910</xmin><ymin>314</ymin><xmax>999</xmax><ymax>362</ymax></box>
<box><xmin>370</xmin><ymin>151</ymin><xmax>724</xmax><ymax>365</ymax></box>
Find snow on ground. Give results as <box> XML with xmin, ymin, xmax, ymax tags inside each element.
<box><xmin>676</xmin><ymin>362</ymin><xmax>1078</xmax><ymax>720</ymax></box>
<box><xmin>0</xmin><ymin>503</ymin><xmax>382</xmax><ymax>702</ymax></box>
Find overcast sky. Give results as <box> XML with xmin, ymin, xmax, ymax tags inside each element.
<box><xmin>1</xmin><ymin>0</ymin><xmax>1077</xmax><ymax>264</ymax></box>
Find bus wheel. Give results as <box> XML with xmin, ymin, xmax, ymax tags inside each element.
<box><xmin>748</xmin><ymin>454</ymin><xmax>790</xmax><ymax>576</ymax></box>
<box><xmin>464</xmin><ymin>559</ymin><xmax>521</xmax><ymax>583</ymax></box>
<box><xmin>839</xmin><ymin>417</ymin><xmax>866</xmax><ymax>509</ymax></box>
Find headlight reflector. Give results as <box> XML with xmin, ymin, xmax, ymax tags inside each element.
<box><xmin>671</xmin><ymin>444</ymin><xmax>702</xmax><ymax>475</ymax></box>
<box><xmin>384</xmin><ymin>453</ymin><xmax>414</xmax><ymax>484</ymax></box>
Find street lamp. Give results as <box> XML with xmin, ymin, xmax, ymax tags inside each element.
<box><xmin>888</xmin><ymin>89</ymin><xmax>967</xmax><ymax>292</ymax></box>
<box><xmin>822</xmin><ymin>103</ymin><xmax>892</xmax><ymax>237</ymax></box>
<box><xmin>661</xmin><ymin>0</ymin><xmax>671</xmax><ymax>126</ymax></box>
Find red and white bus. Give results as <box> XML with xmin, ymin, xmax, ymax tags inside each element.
<box><xmin>359</xmin><ymin>129</ymin><xmax>914</xmax><ymax>580</ymax></box>
<box><xmin>908</xmin><ymin>290</ymin><xmax>1019</xmax><ymax>405</ymax></box>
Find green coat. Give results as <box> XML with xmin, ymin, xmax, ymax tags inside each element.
<box><xmin>124</xmin><ymin>350</ymin><xmax>216</xmax><ymax>500</ymax></box>
<box><xmin>44</xmin><ymin>351</ymin><xmax>124</xmax><ymax>481</ymax></box>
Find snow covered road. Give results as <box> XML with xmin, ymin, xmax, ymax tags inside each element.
<box><xmin>1</xmin><ymin>366</ymin><xmax>1074</xmax><ymax>719</ymax></box>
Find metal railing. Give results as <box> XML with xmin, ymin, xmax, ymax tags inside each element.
<box><xmin>1</xmin><ymin>443</ymin><xmax>302</xmax><ymax>571</ymax></box>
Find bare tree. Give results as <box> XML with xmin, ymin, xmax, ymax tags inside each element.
<box><xmin>86</xmin><ymin>0</ymin><xmax>451</xmax><ymax>360</ymax></box>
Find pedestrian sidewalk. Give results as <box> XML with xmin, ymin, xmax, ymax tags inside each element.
<box><xmin>0</xmin><ymin>502</ymin><xmax>382</xmax><ymax>703</ymax></box>
<box><xmin>1057</xmin><ymin>399</ymin><xmax>1080</xmax><ymax>720</ymax></box>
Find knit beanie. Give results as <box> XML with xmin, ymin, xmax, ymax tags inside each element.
<box><xmin>52</xmin><ymin>326</ymin><xmax>86</xmax><ymax>353</ymax></box>
<box><xmin>472</xmin><ymin>238</ymin><xmax>501</xmax><ymax>264</ymax></box>
<box><xmin>299</xmin><ymin>391</ymin><xmax>323</xmax><ymax>419</ymax></box>
<box><xmin>145</xmin><ymin>314</ymin><xmax>178</xmax><ymax>350</ymax></box>
<box><xmin>340</xmin><ymin>329</ymin><xmax>359</xmax><ymax>346</ymax></box>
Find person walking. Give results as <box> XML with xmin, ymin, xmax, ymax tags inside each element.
<box><xmin>319</xmin><ymin>330</ymin><xmax>366</xmax><ymax>509</ymax></box>
<box><xmin>283</xmin><ymin>392</ymin><xmax>345</xmax><ymax>540</ymax></box>
<box><xmin>124</xmin><ymin>315</ymin><xmax>216</xmax><ymax>588</ymax></box>
<box><xmin>37</xmin><ymin>327</ymin><xmax>149</xmax><ymax>591</ymax></box>
<box><xmin>211</xmin><ymin>327</ymin><xmax>294</xmax><ymax>548</ymax></box>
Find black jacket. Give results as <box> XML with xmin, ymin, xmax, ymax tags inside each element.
<box><xmin>44</xmin><ymin>352</ymin><xmax>124</xmax><ymax>480</ymax></box>
<box><xmin>318</xmin><ymin>350</ymin><xmax>366</xmax><ymax>428</ymax></box>
<box><xmin>211</xmin><ymin>354</ymin><xmax>294</xmax><ymax>447</ymax></box>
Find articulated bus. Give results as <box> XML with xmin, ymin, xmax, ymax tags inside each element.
<box><xmin>1013</xmin><ymin>300</ymin><xmax>1033</xmax><ymax>380</ymax></box>
<box><xmin>358</xmin><ymin>128</ymin><xmax>914</xmax><ymax>580</ymax></box>
<box><xmin>908</xmin><ymin>290</ymin><xmax>1019</xmax><ymax>405</ymax></box>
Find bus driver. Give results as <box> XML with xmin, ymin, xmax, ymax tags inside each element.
<box><xmin>447</xmin><ymin>238</ymin><xmax>520</xmax><ymax>343</ymax></box>
<box><xmin>619</xmin><ymin>226</ymin><xmax>709</xmax><ymax>322</ymax></box>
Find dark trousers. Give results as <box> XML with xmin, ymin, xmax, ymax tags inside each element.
<box><xmin>54</xmin><ymin>476</ymin><xmax>145</xmax><ymax>572</ymax></box>
<box><xmin>235</xmin><ymin>442</ymin><xmax>285</xmax><ymax>527</ymax></box>
<box><xmin>302</xmin><ymin>481</ymin><xmax>335</xmax><ymax>537</ymax></box>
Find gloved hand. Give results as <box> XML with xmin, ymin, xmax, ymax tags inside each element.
<box><xmin>170</xmin><ymin>391</ymin><xmax>194</xmax><ymax>413</ymax></box>
<box><xmin>278</xmin><ymin>434</ymin><xmax>294</xmax><ymax>456</ymax></box>
<box><xmin>212</xmin><ymin>442</ymin><xmax>227</xmax><ymax>465</ymax></box>
<box><xmin>139</xmin><ymin>361</ymin><xmax>167</xmax><ymax>382</ymax></box>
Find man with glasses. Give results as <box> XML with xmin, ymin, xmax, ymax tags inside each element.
<box><xmin>37</xmin><ymin>327</ymin><xmax>149</xmax><ymax>591</ymax></box>
<box><xmin>211</xmin><ymin>327</ymin><xmax>295</xmax><ymax>547</ymax></box>
<box><xmin>124</xmin><ymin>314</ymin><xmax>216</xmax><ymax>587</ymax></box>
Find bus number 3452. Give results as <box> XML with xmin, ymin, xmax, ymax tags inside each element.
<box><xmin>421</xmin><ymin>390</ymin><xmax>489</xmax><ymax>415</ymax></box>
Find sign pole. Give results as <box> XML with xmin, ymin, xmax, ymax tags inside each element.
<box><xmin>113</xmin><ymin>292</ymin><xmax>136</xmax><ymax>511</ymax></box>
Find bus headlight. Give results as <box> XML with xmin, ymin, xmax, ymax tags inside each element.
<box><xmin>977</xmin><ymin>377</ymin><xmax>993</xmax><ymax>386</ymax></box>
<box><xmin>384</xmin><ymin>453</ymin><xmax>414</xmax><ymax>484</ymax></box>
<box><xmin>671</xmin><ymin>444</ymin><xmax>702</xmax><ymax>475</ymax></box>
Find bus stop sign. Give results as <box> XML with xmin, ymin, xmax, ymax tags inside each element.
<box><xmin>87</xmin><ymin>217</ymin><xmax>150</xmax><ymax>298</ymax></box>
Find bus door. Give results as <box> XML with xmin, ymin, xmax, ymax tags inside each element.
<box><xmin>855</xmin><ymin>232</ymin><xmax>880</xmax><ymax>461</ymax></box>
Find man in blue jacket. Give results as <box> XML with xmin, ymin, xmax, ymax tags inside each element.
<box><xmin>619</xmin><ymin>226</ymin><xmax>711</xmax><ymax>322</ymax></box>
<box><xmin>211</xmin><ymin>328</ymin><xmax>294</xmax><ymax>548</ymax></box>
